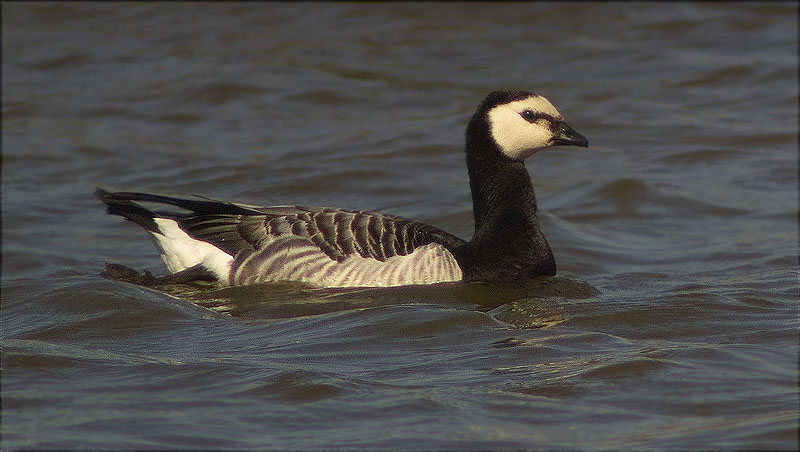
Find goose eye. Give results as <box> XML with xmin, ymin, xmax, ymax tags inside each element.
<box><xmin>520</xmin><ymin>110</ymin><xmax>535</xmax><ymax>121</ymax></box>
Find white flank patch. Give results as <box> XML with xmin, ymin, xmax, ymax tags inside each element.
<box><xmin>233</xmin><ymin>238</ymin><xmax>462</xmax><ymax>288</ymax></box>
<box><xmin>487</xmin><ymin>95</ymin><xmax>565</xmax><ymax>160</ymax></box>
<box><xmin>325</xmin><ymin>243</ymin><xmax>463</xmax><ymax>287</ymax></box>
<box><xmin>149</xmin><ymin>218</ymin><xmax>234</xmax><ymax>281</ymax></box>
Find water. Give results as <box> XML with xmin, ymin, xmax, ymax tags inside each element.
<box><xmin>2</xmin><ymin>3</ymin><xmax>797</xmax><ymax>449</ymax></box>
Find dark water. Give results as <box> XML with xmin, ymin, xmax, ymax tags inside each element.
<box><xmin>2</xmin><ymin>3</ymin><xmax>797</xmax><ymax>449</ymax></box>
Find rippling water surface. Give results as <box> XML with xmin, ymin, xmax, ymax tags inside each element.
<box><xmin>2</xmin><ymin>3</ymin><xmax>797</xmax><ymax>449</ymax></box>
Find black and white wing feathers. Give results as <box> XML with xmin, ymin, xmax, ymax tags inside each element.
<box><xmin>97</xmin><ymin>189</ymin><xmax>466</xmax><ymax>287</ymax></box>
<box><xmin>179</xmin><ymin>206</ymin><xmax>466</xmax><ymax>263</ymax></box>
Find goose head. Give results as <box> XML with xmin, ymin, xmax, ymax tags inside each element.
<box><xmin>473</xmin><ymin>91</ymin><xmax>588</xmax><ymax>160</ymax></box>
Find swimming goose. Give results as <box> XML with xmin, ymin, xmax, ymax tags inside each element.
<box><xmin>97</xmin><ymin>90</ymin><xmax>588</xmax><ymax>288</ymax></box>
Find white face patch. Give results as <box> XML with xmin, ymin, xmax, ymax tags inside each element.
<box><xmin>487</xmin><ymin>95</ymin><xmax>565</xmax><ymax>160</ymax></box>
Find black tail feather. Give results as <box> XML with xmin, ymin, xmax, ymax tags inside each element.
<box><xmin>96</xmin><ymin>188</ymin><xmax>161</xmax><ymax>232</ymax></box>
<box><xmin>95</xmin><ymin>188</ymin><xmax>266</xmax><ymax>230</ymax></box>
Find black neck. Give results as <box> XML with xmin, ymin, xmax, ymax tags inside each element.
<box><xmin>455</xmin><ymin>116</ymin><xmax>556</xmax><ymax>281</ymax></box>
<box><xmin>468</xmin><ymin>154</ymin><xmax>538</xmax><ymax>237</ymax></box>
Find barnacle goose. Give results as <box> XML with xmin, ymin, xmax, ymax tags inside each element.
<box><xmin>97</xmin><ymin>91</ymin><xmax>588</xmax><ymax>288</ymax></box>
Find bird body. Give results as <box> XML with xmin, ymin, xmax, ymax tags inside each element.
<box><xmin>97</xmin><ymin>91</ymin><xmax>588</xmax><ymax>288</ymax></box>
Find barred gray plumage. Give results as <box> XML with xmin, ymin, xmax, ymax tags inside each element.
<box><xmin>231</xmin><ymin>209</ymin><xmax>455</xmax><ymax>286</ymax></box>
<box><xmin>141</xmin><ymin>202</ymin><xmax>465</xmax><ymax>286</ymax></box>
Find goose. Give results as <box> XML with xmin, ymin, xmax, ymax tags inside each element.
<box><xmin>97</xmin><ymin>90</ymin><xmax>588</xmax><ymax>288</ymax></box>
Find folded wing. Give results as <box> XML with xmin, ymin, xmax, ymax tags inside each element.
<box><xmin>97</xmin><ymin>189</ymin><xmax>466</xmax><ymax>287</ymax></box>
